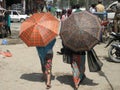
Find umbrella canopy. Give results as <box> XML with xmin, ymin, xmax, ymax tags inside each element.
<box><xmin>19</xmin><ymin>12</ymin><xmax>60</xmax><ymax>47</ymax></box>
<box><xmin>60</xmin><ymin>11</ymin><xmax>101</xmax><ymax>52</ymax></box>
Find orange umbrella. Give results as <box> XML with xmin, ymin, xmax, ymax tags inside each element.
<box><xmin>19</xmin><ymin>12</ymin><xmax>60</xmax><ymax>47</ymax></box>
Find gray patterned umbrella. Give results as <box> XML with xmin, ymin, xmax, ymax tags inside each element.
<box><xmin>60</xmin><ymin>11</ymin><xmax>102</xmax><ymax>52</ymax></box>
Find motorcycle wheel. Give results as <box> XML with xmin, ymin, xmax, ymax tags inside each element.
<box><xmin>108</xmin><ymin>46</ymin><xmax>120</xmax><ymax>63</ymax></box>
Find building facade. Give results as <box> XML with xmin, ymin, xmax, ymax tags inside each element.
<box><xmin>0</xmin><ymin>0</ymin><xmax>46</xmax><ymax>14</ymax></box>
<box><xmin>0</xmin><ymin>0</ymin><xmax>5</xmax><ymax>8</ymax></box>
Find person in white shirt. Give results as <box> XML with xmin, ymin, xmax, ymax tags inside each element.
<box><xmin>89</xmin><ymin>4</ymin><xmax>96</xmax><ymax>13</ymax></box>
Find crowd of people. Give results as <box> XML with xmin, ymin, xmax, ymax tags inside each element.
<box><xmin>59</xmin><ymin>0</ymin><xmax>106</xmax><ymax>21</ymax></box>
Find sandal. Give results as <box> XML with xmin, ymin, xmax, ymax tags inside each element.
<box><xmin>45</xmin><ymin>80</ymin><xmax>51</xmax><ymax>89</ymax></box>
<box><xmin>74</xmin><ymin>86</ymin><xmax>78</xmax><ymax>90</ymax></box>
<box><xmin>74</xmin><ymin>83</ymin><xmax>79</xmax><ymax>90</ymax></box>
<box><xmin>74</xmin><ymin>74</ymin><xmax>86</xmax><ymax>90</ymax></box>
<box><xmin>46</xmin><ymin>84</ymin><xmax>51</xmax><ymax>89</ymax></box>
<box><xmin>75</xmin><ymin>87</ymin><xmax>78</xmax><ymax>90</ymax></box>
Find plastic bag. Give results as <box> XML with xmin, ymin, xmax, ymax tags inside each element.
<box><xmin>87</xmin><ymin>49</ymin><xmax>103</xmax><ymax>72</ymax></box>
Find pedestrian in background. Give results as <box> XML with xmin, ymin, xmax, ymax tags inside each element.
<box><xmin>89</xmin><ymin>4</ymin><xmax>96</xmax><ymax>13</ymax></box>
<box><xmin>73</xmin><ymin>4</ymin><xmax>82</xmax><ymax>13</ymax></box>
<box><xmin>4</xmin><ymin>11</ymin><xmax>11</xmax><ymax>35</ymax></box>
<box><xmin>71</xmin><ymin>5</ymin><xmax>76</xmax><ymax>13</ymax></box>
<box><xmin>61</xmin><ymin>9</ymin><xmax>67</xmax><ymax>21</ymax></box>
<box><xmin>36</xmin><ymin>39</ymin><xmax>56</xmax><ymax>89</ymax></box>
<box><xmin>96</xmin><ymin>0</ymin><xmax>105</xmax><ymax>12</ymax></box>
<box><xmin>67</xmin><ymin>8</ymin><xmax>72</xmax><ymax>17</ymax></box>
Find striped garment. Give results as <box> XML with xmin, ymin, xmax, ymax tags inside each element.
<box><xmin>71</xmin><ymin>54</ymin><xmax>86</xmax><ymax>86</ymax></box>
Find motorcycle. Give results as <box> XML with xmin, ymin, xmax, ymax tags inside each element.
<box><xmin>105</xmin><ymin>32</ymin><xmax>120</xmax><ymax>62</ymax></box>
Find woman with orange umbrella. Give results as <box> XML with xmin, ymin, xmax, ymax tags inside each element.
<box><xmin>19</xmin><ymin>12</ymin><xmax>60</xmax><ymax>89</ymax></box>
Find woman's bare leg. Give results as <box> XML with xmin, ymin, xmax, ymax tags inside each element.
<box><xmin>45</xmin><ymin>59</ymin><xmax>52</xmax><ymax>89</ymax></box>
<box><xmin>46</xmin><ymin>74</ymin><xmax>51</xmax><ymax>85</ymax></box>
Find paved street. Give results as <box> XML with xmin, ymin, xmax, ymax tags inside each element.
<box><xmin>0</xmin><ymin>22</ymin><xmax>120</xmax><ymax>90</ymax></box>
<box><xmin>11</xmin><ymin>22</ymin><xmax>21</xmax><ymax>31</ymax></box>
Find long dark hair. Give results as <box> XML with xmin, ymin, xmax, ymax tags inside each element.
<box><xmin>60</xmin><ymin>9</ymin><xmax>66</xmax><ymax>19</ymax></box>
<box><xmin>67</xmin><ymin>9</ymin><xmax>72</xmax><ymax>17</ymax></box>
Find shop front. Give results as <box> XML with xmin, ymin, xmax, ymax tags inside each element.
<box><xmin>1</xmin><ymin>0</ymin><xmax>46</xmax><ymax>14</ymax></box>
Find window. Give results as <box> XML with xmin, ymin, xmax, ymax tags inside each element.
<box><xmin>13</xmin><ymin>11</ymin><xmax>18</xmax><ymax>15</ymax></box>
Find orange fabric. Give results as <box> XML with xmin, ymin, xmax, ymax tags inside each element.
<box><xmin>0</xmin><ymin>51</ymin><xmax>12</xmax><ymax>57</ymax></box>
<box><xmin>4</xmin><ymin>52</ymin><xmax>12</xmax><ymax>57</ymax></box>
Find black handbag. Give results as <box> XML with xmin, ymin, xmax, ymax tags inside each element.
<box><xmin>87</xmin><ymin>49</ymin><xmax>103</xmax><ymax>72</ymax></box>
<box><xmin>63</xmin><ymin>54</ymin><xmax>71</xmax><ymax>64</ymax></box>
<box><xmin>62</xmin><ymin>46</ymin><xmax>72</xmax><ymax>64</ymax></box>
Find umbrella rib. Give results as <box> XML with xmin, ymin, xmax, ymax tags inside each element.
<box><xmin>85</xmin><ymin>28</ymin><xmax>101</xmax><ymax>40</ymax></box>
<box><xmin>38</xmin><ymin>20</ymin><xmax>59</xmax><ymax>34</ymax></box>
<box><xmin>38</xmin><ymin>24</ymin><xmax>58</xmax><ymax>35</ymax></box>
<box><xmin>38</xmin><ymin>27</ymin><xmax>57</xmax><ymax>46</ymax></box>
<box><xmin>82</xmin><ymin>31</ymin><xmax>100</xmax><ymax>50</ymax></box>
